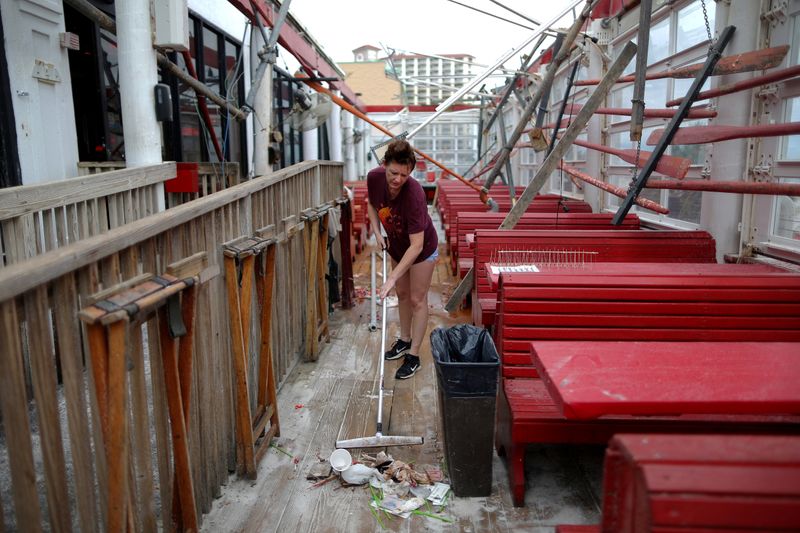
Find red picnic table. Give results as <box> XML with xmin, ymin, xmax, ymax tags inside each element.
<box><xmin>529</xmin><ymin>340</ymin><xmax>800</xmax><ymax>419</ymax></box>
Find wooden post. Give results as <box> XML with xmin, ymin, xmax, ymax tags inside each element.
<box><xmin>629</xmin><ymin>0</ymin><xmax>652</xmax><ymax>142</ymax></box>
<box><xmin>304</xmin><ymin>214</ymin><xmax>320</xmax><ymax>360</ymax></box>
<box><xmin>316</xmin><ymin>212</ymin><xmax>330</xmax><ymax>342</ymax></box>
<box><xmin>338</xmin><ymin>200</ymin><xmax>355</xmax><ymax>309</ymax></box>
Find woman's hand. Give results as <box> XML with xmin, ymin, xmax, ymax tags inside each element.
<box><xmin>374</xmin><ymin>233</ymin><xmax>387</xmax><ymax>251</ymax></box>
<box><xmin>379</xmin><ymin>275</ymin><xmax>396</xmax><ymax>300</ymax></box>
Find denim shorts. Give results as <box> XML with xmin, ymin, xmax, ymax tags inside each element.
<box><xmin>424</xmin><ymin>248</ymin><xmax>439</xmax><ymax>262</ymax></box>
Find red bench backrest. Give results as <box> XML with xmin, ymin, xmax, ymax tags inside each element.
<box><xmin>454</xmin><ymin>213</ymin><xmax>641</xmax><ymax>277</ymax></box>
<box><xmin>603</xmin><ymin>434</ymin><xmax>800</xmax><ymax>532</ymax></box>
<box><xmin>495</xmin><ymin>270</ymin><xmax>800</xmax><ymax>372</ymax></box>
<box><xmin>473</xmin><ymin>229</ymin><xmax>718</xmax><ymax>326</ymax></box>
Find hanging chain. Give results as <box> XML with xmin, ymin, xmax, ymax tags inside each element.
<box><xmin>627</xmin><ymin>136</ymin><xmax>643</xmax><ymax>193</ymax></box>
<box><xmin>701</xmin><ymin>0</ymin><xmax>713</xmax><ymax>47</ymax></box>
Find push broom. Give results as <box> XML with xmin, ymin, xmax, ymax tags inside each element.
<box><xmin>336</xmin><ymin>248</ymin><xmax>424</xmax><ymax>449</ymax></box>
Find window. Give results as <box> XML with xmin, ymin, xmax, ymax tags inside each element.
<box><xmin>676</xmin><ymin>1</ymin><xmax>715</xmax><ymax>51</ymax></box>
<box><xmin>748</xmin><ymin>5</ymin><xmax>800</xmax><ymax>253</ymax></box>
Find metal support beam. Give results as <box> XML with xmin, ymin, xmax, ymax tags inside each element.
<box><xmin>480</xmin><ymin>0</ymin><xmax>601</xmax><ymax>197</ymax></box>
<box><xmin>482</xmin><ymin>35</ymin><xmax>546</xmax><ymax>135</ymax></box>
<box><xmin>612</xmin><ymin>26</ymin><xmax>736</xmax><ymax>224</ymax></box>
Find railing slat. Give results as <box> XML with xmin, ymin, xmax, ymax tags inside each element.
<box><xmin>0</xmin><ymin>300</ymin><xmax>44</xmax><ymax>531</ymax></box>
<box><xmin>53</xmin><ymin>274</ymin><xmax>99</xmax><ymax>533</ymax></box>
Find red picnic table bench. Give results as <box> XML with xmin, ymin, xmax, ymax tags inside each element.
<box><xmin>472</xmin><ymin>229</ymin><xmax>718</xmax><ymax>327</ymax></box>
<box><xmin>494</xmin><ymin>265</ymin><xmax>796</xmax><ymax>378</ymax></box>
<box><xmin>493</xmin><ymin>270</ymin><xmax>800</xmax><ymax>506</ymax></box>
<box><xmin>450</xmin><ymin>212</ymin><xmax>640</xmax><ymax>277</ymax></box>
<box><xmin>599</xmin><ymin>434</ymin><xmax>800</xmax><ymax>532</ymax></box>
<box><xmin>530</xmin><ymin>341</ymin><xmax>800</xmax><ymax>419</ymax></box>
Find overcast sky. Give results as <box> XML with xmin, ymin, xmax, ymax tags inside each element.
<box><xmin>284</xmin><ymin>0</ymin><xmax>583</xmax><ymax>88</ymax></box>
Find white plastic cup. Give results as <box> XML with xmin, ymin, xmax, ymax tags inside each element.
<box><xmin>329</xmin><ymin>449</ymin><xmax>352</xmax><ymax>473</ymax></box>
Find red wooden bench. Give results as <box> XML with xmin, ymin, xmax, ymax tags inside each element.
<box><xmin>346</xmin><ymin>181</ymin><xmax>369</xmax><ymax>253</ymax></box>
<box><xmin>493</xmin><ymin>271</ymin><xmax>800</xmax><ymax>506</ymax></box>
<box><xmin>472</xmin><ymin>229</ymin><xmax>718</xmax><ymax>327</ymax></box>
<box><xmin>441</xmin><ymin>197</ymin><xmax>592</xmax><ymax>248</ymax></box>
<box><xmin>453</xmin><ymin>213</ymin><xmax>640</xmax><ymax>277</ymax></box>
<box><xmin>601</xmin><ymin>434</ymin><xmax>800</xmax><ymax>532</ymax></box>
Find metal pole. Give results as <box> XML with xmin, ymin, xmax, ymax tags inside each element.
<box><xmin>496</xmin><ymin>111</ymin><xmax>516</xmax><ymax>196</ymax></box>
<box><xmin>546</xmin><ymin>58</ymin><xmax>581</xmax><ymax>156</ymax></box>
<box><xmin>435</xmin><ymin>0</ymin><xmax>585</xmax><ymax>113</ymax></box>
<box><xmin>482</xmin><ymin>35</ymin><xmax>547</xmax><ymax>135</ymax></box>
<box><xmin>480</xmin><ymin>0</ymin><xmax>601</xmax><ymax>196</ymax></box>
<box><xmin>369</xmin><ymin>249</ymin><xmax>377</xmax><ymax>331</ymax></box>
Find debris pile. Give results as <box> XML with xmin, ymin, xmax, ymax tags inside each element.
<box><xmin>306</xmin><ymin>451</ymin><xmax>452</xmax><ymax>524</ymax></box>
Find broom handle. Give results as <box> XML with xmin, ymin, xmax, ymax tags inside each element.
<box><xmin>376</xmin><ymin>248</ymin><xmax>387</xmax><ymax>435</ymax></box>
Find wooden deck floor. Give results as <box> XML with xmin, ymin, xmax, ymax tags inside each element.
<box><xmin>201</xmin><ymin>212</ymin><xmax>604</xmax><ymax>532</ymax></box>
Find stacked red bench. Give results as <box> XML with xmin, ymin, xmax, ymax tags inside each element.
<box><xmin>345</xmin><ymin>181</ymin><xmax>369</xmax><ymax>253</ymax></box>
<box><xmin>471</xmin><ymin>229</ymin><xmax>718</xmax><ymax>327</ymax></box>
<box><xmin>453</xmin><ymin>213</ymin><xmax>641</xmax><ymax>278</ymax></box>
<box><xmin>492</xmin><ymin>268</ymin><xmax>800</xmax><ymax>506</ymax></box>
<box><xmin>441</xmin><ymin>196</ymin><xmax>593</xmax><ymax>253</ymax></box>
<box><xmin>557</xmin><ymin>434</ymin><xmax>800</xmax><ymax>532</ymax></box>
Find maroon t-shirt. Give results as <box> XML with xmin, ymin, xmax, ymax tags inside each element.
<box><xmin>367</xmin><ymin>167</ymin><xmax>438</xmax><ymax>264</ymax></box>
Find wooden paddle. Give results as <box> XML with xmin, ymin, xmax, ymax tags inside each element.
<box><xmin>647</xmin><ymin>122</ymin><xmax>800</xmax><ymax>145</ymax></box>
<box><xmin>666</xmin><ymin>64</ymin><xmax>800</xmax><ymax>107</ymax></box>
<box><xmin>575</xmin><ymin>45</ymin><xmax>789</xmax><ymax>86</ymax></box>
<box><xmin>564</xmin><ymin>103</ymin><xmax>717</xmax><ymax>119</ymax></box>
<box><xmin>537</xmin><ymin>137</ymin><xmax>691</xmax><ymax>179</ymax></box>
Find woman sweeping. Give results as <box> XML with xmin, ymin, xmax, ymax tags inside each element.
<box><xmin>367</xmin><ymin>139</ymin><xmax>439</xmax><ymax>379</ymax></box>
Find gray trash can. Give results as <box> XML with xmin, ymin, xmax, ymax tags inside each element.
<box><xmin>431</xmin><ymin>324</ymin><xmax>499</xmax><ymax>497</ymax></box>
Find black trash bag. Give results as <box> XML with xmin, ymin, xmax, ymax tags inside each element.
<box><xmin>431</xmin><ymin>325</ymin><xmax>499</xmax><ymax>398</ymax></box>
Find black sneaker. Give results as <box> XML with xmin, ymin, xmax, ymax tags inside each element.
<box><xmin>385</xmin><ymin>338</ymin><xmax>412</xmax><ymax>360</ymax></box>
<box><xmin>395</xmin><ymin>355</ymin><xmax>421</xmax><ymax>380</ymax></box>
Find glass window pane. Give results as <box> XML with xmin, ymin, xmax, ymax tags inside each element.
<box><xmin>782</xmin><ymin>97</ymin><xmax>800</xmax><ymax>160</ymax></box>
<box><xmin>612</xmin><ymin>84</ymin><xmax>634</xmax><ymax>110</ymax></box>
<box><xmin>773</xmin><ymin>183</ymin><xmax>800</xmax><ymax>240</ymax></box>
<box><xmin>648</xmin><ymin>17</ymin><xmax>671</xmax><ymax>64</ymax></box>
<box><xmin>202</xmin><ymin>27</ymin><xmax>220</xmax><ymax>96</ymax></box>
<box><xmin>667</xmin><ymin>187</ymin><xmax>702</xmax><ymax>223</ymax></box>
<box><xmin>644</xmin><ymin>78</ymin><xmax>668</xmax><ymax>108</ymax></box>
<box><xmin>672</xmin><ymin>75</ymin><xmax>711</xmax><ymax>99</ymax></box>
<box><xmin>677</xmin><ymin>1</ymin><xmax>715</xmax><ymax>51</ymax></box>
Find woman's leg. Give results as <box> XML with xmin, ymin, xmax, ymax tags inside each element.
<box><xmin>407</xmin><ymin>258</ymin><xmax>436</xmax><ymax>356</ymax></box>
<box><xmin>391</xmin><ymin>258</ymin><xmax>412</xmax><ymax>341</ymax></box>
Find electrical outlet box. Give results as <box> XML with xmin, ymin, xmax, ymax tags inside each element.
<box><xmin>154</xmin><ymin>0</ymin><xmax>189</xmax><ymax>51</ymax></box>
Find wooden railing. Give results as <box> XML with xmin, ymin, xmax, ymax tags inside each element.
<box><xmin>1</xmin><ymin>162</ymin><xmax>241</xmax><ymax>267</ymax></box>
<box><xmin>0</xmin><ymin>160</ymin><xmax>344</xmax><ymax>532</ymax></box>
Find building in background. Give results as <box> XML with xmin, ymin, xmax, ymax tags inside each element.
<box><xmin>341</xmin><ymin>46</ymin><xmax>480</xmax><ymax>182</ymax></box>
